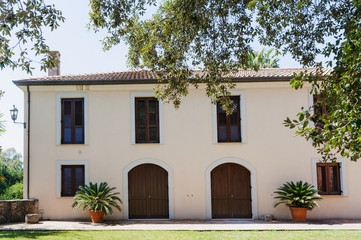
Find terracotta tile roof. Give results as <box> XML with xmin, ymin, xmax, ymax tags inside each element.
<box><xmin>14</xmin><ymin>68</ymin><xmax>332</xmax><ymax>86</ymax></box>
<box><xmin>225</xmin><ymin>68</ymin><xmax>331</xmax><ymax>78</ymax></box>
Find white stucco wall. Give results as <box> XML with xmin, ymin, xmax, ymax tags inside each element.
<box><xmin>20</xmin><ymin>82</ymin><xmax>361</xmax><ymax>220</ymax></box>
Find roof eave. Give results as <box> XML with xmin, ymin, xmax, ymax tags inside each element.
<box><xmin>13</xmin><ymin>76</ymin><xmax>292</xmax><ymax>86</ymax></box>
<box><xmin>13</xmin><ymin>78</ymin><xmax>159</xmax><ymax>86</ymax></box>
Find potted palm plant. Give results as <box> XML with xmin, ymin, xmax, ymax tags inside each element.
<box><xmin>273</xmin><ymin>181</ymin><xmax>321</xmax><ymax>222</ymax></box>
<box><xmin>72</xmin><ymin>182</ymin><xmax>122</xmax><ymax>223</ymax></box>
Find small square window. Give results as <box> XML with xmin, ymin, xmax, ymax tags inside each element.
<box><xmin>61</xmin><ymin>165</ymin><xmax>84</xmax><ymax>196</ymax></box>
<box><xmin>316</xmin><ymin>162</ymin><xmax>341</xmax><ymax>195</ymax></box>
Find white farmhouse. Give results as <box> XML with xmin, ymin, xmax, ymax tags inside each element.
<box><xmin>13</xmin><ymin>64</ymin><xmax>360</xmax><ymax>220</ymax></box>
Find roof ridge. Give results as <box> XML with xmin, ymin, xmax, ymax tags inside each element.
<box><xmin>14</xmin><ymin>68</ymin><xmax>332</xmax><ymax>86</ymax></box>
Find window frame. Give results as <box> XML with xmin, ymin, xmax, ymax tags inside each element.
<box><xmin>311</xmin><ymin>158</ymin><xmax>348</xmax><ymax>196</ymax></box>
<box><xmin>212</xmin><ymin>91</ymin><xmax>246</xmax><ymax>143</ymax></box>
<box><xmin>311</xmin><ymin>94</ymin><xmax>329</xmax><ymax>129</ymax></box>
<box><xmin>130</xmin><ymin>92</ymin><xmax>164</xmax><ymax>144</ymax></box>
<box><xmin>61</xmin><ymin>98</ymin><xmax>84</xmax><ymax>144</ymax></box>
<box><xmin>56</xmin><ymin>93</ymin><xmax>88</xmax><ymax>145</ymax></box>
<box><xmin>216</xmin><ymin>96</ymin><xmax>241</xmax><ymax>142</ymax></box>
<box><xmin>61</xmin><ymin>165</ymin><xmax>85</xmax><ymax>197</ymax></box>
<box><xmin>56</xmin><ymin>160</ymin><xmax>89</xmax><ymax>198</ymax></box>
<box><xmin>316</xmin><ymin>162</ymin><xmax>341</xmax><ymax>195</ymax></box>
<box><xmin>135</xmin><ymin>97</ymin><xmax>160</xmax><ymax>143</ymax></box>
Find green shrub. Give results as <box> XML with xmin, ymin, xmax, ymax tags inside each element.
<box><xmin>0</xmin><ymin>182</ymin><xmax>23</xmax><ymax>200</ymax></box>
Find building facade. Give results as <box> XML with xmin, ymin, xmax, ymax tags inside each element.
<box><xmin>14</xmin><ymin>68</ymin><xmax>361</xmax><ymax>220</ymax></box>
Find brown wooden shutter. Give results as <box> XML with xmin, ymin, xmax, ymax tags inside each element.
<box><xmin>61</xmin><ymin>165</ymin><xmax>85</xmax><ymax>196</ymax></box>
<box><xmin>135</xmin><ymin>98</ymin><xmax>159</xmax><ymax>143</ymax></box>
<box><xmin>61</xmin><ymin>98</ymin><xmax>84</xmax><ymax>144</ymax></box>
<box><xmin>217</xmin><ymin>96</ymin><xmax>241</xmax><ymax>142</ymax></box>
<box><xmin>316</xmin><ymin>162</ymin><xmax>341</xmax><ymax>195</ymax></box>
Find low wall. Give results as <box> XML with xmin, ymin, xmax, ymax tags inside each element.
<box><xmin>0</xmin><ymin>199</ymin><xmax>39</xmax><ymax>224</ymax></box>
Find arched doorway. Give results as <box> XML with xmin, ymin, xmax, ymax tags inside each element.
<box><xmin>128</xmin><ymin>163</ymin><xmax>169</xmax><ymax>219</ymax></box>
<box><xmin>211</xmin><ymin>163</ymin><xmax>252</xmax><ymax>218</ymax></box>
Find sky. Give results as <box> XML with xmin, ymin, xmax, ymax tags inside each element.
<box><xmin>0</xmin><ymin>1</ymin><xmax>301</xmax><ymax>158</ymax></box>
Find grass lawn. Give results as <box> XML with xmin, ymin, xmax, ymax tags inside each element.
<box><xmin>1</xmin><ymin>230</ymin><xmax>361</xmax><ymax>240</ymax></box>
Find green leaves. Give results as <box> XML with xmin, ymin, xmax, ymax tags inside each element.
<box><xmin>285</xmin><ymin>26</ymin><xmax>361</xmax><ymax>161</ymax></box>
<box><xmin>0</xmin><ymin>182</ymin><xmax>23</xmax><ymax>200</ymax></box>
<box><xmin>3</xmin><ymin>0</ymin><xmax>357</xmax><ymax>161</ymax></box>
<box><xmin>89</xmin><ymin>0</ymin><xmax>360</xmax><ymax>161</ymax></box>
<box><xmin>274</xmin><ymin>181</ymin><xmax>321</xmax><ymax>210</ymax></box>
<box><xmin>89</xmin><ymin>0</ymin><xmax>255</xmax><ymax>112</ymax></box>
<box><xmin>0</xmin><ymin>90</ymin><xmax>5</xmax><ymax>153</ymax></box>
<box><xmin>258</xmin><ymin>0</ymin><xmax>361</xmax><ymax>161</ymax></box>
<box><xmin>284</xmin><ymin>109</ymin><xmax>311</xmax><ymax>132</ymax></box>
<box><xmin>0</xmin><ymin>0</ymin><xmax>64</xmax><ymax>73</ymax></box>
<box><xmin>0</xmin><ymin>148</ymin><xmax>23</xmax><ymax>199</ymax></box>
<box><xmin>72</xmin><ymin>182</ymin><xmax>122</xmax><ymax>216</ymax></box>
<box><xmin>247</xmin><ymin>48</ymin><xmax>280</xmax><ymax>69</ymax></box>
<box><xmin>0</xmin><ymin>112</ymin><xmax>5</xmax><ymax>137</ymax></box>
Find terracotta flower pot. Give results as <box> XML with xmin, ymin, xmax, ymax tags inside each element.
<box><xmin>289</xmin><ymin>207</ymin><xmax>308</xmax><ymax>222</ymax></box>
<box><xmin>89</xmin><ymin>210</ymin><xmax>104</xmax><ymax>223</ymax></box>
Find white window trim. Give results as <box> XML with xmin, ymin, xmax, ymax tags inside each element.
<box><xmin>56</xmin><ymin>160</ymin><xmax>89</xmax><ymax>198</ymax></box>
<box><xmin>56</xmin><ymin>93</ymin><xmax>89</xmax><ymax>145</ymax></box>
<box><xmin>130</xmin><ymin>92</ymin><xmax>164</xmax><ymax>144</ymax></box>
<box><xmin>212</xmin><ymin>91</ymin><xmax>247</xmax><ymax>143</ymax></box>
<box><xmin>311</xmin><ymin>158</ymin><xmax>348</xmax><ymax>196</ymax></box>
<box><xmin>308</xmin><ymin>91</ymin><xmax>316</xmax><ymax>127</ymax></box>
<box><xmin>308</xmin><ymin>91</ymin><xmax>315</xmax><ymax>112</ymax></box>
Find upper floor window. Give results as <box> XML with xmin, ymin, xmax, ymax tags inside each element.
<box><xmin>312</xmin><ymin>95</ymin><xmax>328</xmax><ymax>129</ymax></box>
<box><xmin>316</xmin><ymin>162</ymin><xmax>341</xmax><ymax>195</ymax></box>
<box><xmin>135</xmin><ymin>97</ymin><xmax>159</xmax><ymax>143</ymax></box>
<box><xmin>217</xmin><ymin>96</ymin><xmax>241</xmax><ymax>142</ymax></box>
<box><xmin>61</xmin><ymin>98</ymin><xmax>84</xmax><ymax>144</ymax></box>
<box><xmin>313</xmin><ymin>95</ymin><xmax>328</xmax><ymax>116</ymax></box>
<box><xmin>61</xmin><ymin>165</ymin><xmax>84</xmax><ymax>197</ymax></box>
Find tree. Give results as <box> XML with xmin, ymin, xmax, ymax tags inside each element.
<box><xmin>257</xmin><ymin>1</ymin><xmax>361</xmax><ymax>161</ymax></box>
<box><xmin>2</xmin><ymin>1</ymin><xmax>360</xmax><ymax>161</ymax></box>
<box><xmin>0</xmin><ymin>112</ymin><xmax>4</xmax><ymax>137</ymax></box>
<box><xmin>247</xmin><ymin>48</ymin><xmax>279</xmax><ymax>68</ymax></box>
<box><xmin>89</xmin><ymin>0</ymin><xmax>256</xmax><ymax>113</ymax></box>
<box><xmin>0</xmin><ymin>148</ymin><xmax>23</xmax><ymax>198</ymax></box>
<box><xmin>0</xmin><ymin>0</ymin><xmax>64</xmax><ymax>73</ymax></box>
<box><xmin>89</xmin><ymin>0</ymin><xmax>360</xmax><ymax>161</ymax></box>
<box><xmin>0</xmin><ymin>90</ymin><xmax>5</xmax><ymax>153</ymax></box>
<box><xmin>1</xmin><ymin>182</ymin><xmax>23</xmax><ymax>200</ymax></box>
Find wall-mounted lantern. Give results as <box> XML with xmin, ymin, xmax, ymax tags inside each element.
<box><xmin>10</xmin><ymin>105</ymin><xmax>26</xmax><ymax>128</ymax></box>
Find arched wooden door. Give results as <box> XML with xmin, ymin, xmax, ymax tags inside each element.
<box><xmin>128</xmin><ymin>164</ymin><xmax>169</xmax><ymax>219</ymax></box>
<box><xmin>211</xmin><ymin>163</ymin><xmax>252</xmax><ymax>218</ymax></box>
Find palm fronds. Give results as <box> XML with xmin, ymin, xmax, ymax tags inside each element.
<box><xmin>248</xmin><ymin>48</ymin><xmax>280</xmax><ymax>68</ymax></box>
<box><xmin>0</xmin><ymin>113</ymin><xmax>5</xmax><ymax>136</ymax></box>
<box><xmin>72</xmin><ymin>182</ymin><xmax>122</xmax><ymax>215</ymax></box>
<box><xmin>274</xmin><ymin>181</ymin><xmax>321</xmax><ymax>210</ymax></box>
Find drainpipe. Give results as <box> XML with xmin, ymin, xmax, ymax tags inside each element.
<box><xmin>24</xmin><ymin>51</ymin><xmax>59</xmax><ymax>198</ymax></box>
<box><xmin>26</xmin><ymin>85</ymin><xmax>31</xmax><ymax>199</ymax></box>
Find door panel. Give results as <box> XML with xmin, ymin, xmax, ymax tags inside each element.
<box><xmin>128</xmin><ymin>164</ymin><xmax>147</xmax><ymax>218</ymax></box>
<box><xmin>128</xmin><ymin>164</ymin><xmax>169</xmax><ymax>219</ymax></box>
<box><xmin>211</xmin><ymin>164</ymin><xmax>230</xmax><ymax>218</ymax></box>
<box><xmin>230</xmin><ymin>164</ymin><xmax>251</xmax><ymax>218</ymax></box>
<box><xmin>211</xmin><ymin>163</ymin><xmax>252</xmax><ymax>218</ymax></box>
